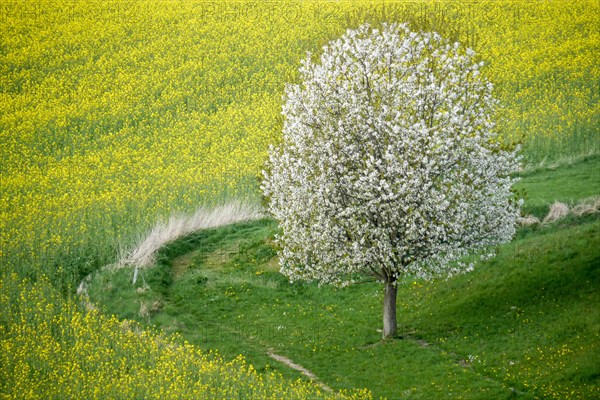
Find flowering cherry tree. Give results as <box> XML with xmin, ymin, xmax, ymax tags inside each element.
<box><xmin>261</xmin><ymin>23</ymin><xmax>520</xmax><ymax>339</ymax></box>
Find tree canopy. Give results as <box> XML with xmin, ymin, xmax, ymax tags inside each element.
<box><xmin>262</xmin><ymin>23</ymin><xmax>521</xmax><ymax>337</ymax></box>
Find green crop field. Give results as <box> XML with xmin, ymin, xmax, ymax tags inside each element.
<box><xmin>1</xmin><ymin>1</ymin><xmax>599</xmax><ymax>398</ymax></box>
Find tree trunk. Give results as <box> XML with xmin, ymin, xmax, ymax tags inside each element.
<box><xmin>383</xmin><ymin>281</ymin><xmax>397</xmax><ymax>340</ymax></box>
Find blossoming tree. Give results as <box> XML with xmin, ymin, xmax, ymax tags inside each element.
<box><xmin>261</xmin><ymin>23</ymin><xmax>520</xmax><ymax>339</ymax></box>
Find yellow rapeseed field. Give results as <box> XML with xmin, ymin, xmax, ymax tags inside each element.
<box><xmin>0</xmin><ymin>1</ymin><xmax>598</xmax><ymax>398</ymax></box>
<box><xmin>0</xmin><ymin>273</ymin><xmax>371</xmax><ymax>398</ymax></box>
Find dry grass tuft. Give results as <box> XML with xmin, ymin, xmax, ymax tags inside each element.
<box><xmin>518</xmin><ymin>215</ymin><xmax>540</xmax><ymax>227</ymax></box>
<box><xmin>571</xmin><ymin>196</ymin><xmax>600</xmax><ymax>217</ymax></box>
<box><xmin>542</xmin><ymin>202</ymin><xmax>570</xmax><ymax>225</ymax></box>
<box><xmin>121</xmin><ymin>201</ymin><xmax>263</xmax><ymax>268</ymax></box>
<box><xmin>139</xmin><ymin>300</ymin><xmax>164</xmax><ymax>319</ymax></box>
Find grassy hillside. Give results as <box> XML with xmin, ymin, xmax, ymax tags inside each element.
<box><xmin>515</xmin><ymin>155</ymin><xmax>600</xmax><ymax>218</ymax></box>
<box><xmin>87</xmin><ymin>156</ymin><xmax>600</xmax><ymax>399</ymax></box>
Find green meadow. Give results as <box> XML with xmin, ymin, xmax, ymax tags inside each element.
<box><xmin>88</xmin><ymin>156</ymin><xmax>600</xmax><ymax>399</ymax></box>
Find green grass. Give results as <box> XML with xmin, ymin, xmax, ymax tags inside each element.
<box><xmin>515</xmin><ymin>154</ymin><xmax>600</xmax><ymax>218</ymax></box>
<box><xmin>89</xmin><ymin>157</ymin><xmax>600</xmax><ymax>399</ymax></box>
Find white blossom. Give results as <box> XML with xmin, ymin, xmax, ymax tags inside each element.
<box><xmin>261</xmin><ymin>23</ymin><xmax>520</xmax><ymax>287</ymax></box>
